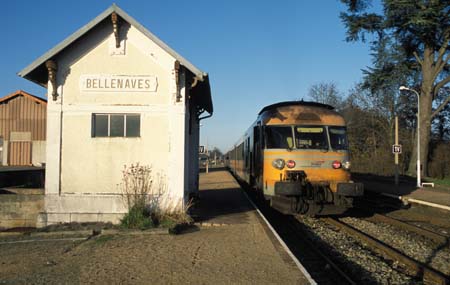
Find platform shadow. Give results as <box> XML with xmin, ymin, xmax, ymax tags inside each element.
<box><xmin>199</xmin><ymin>166</ymin><xmax>228</xmax><ymax>173</ymax></box>
<box><xmin>190</xmin><ymin>187</ymin><xmax>254</xmax><ymax>224</ymax></box>
<box><xmin>352</xmin><ymin>173</ymin><xmax>419</xmax><ymax>196</ymax></box>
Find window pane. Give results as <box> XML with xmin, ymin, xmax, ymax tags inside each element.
<box><xmin>110</xmin><ymin>115</ymin><xmax>124</xmax><ymax>137</ymax></box>
<box><xmin>265</xmin><ymin>126</ymin><xmax>293</xmax><ymax>149</ymax></box>
<box><xmin>94</xmin><ymin>114</ymin><xmax>108</xmax><ymax>137</ymax></box>
<box><xmin>329</xmin><ymin>127</ymin><xmax>348</xmax><ymax>150</ymax></box>
<box><xmin>295</xmin><ymin>126</ymin><xmax>328</xmax><ymax>150</ymax></box>
<box><xmin>126</xmin><ymin>115</ymin><xmax>140</xmax><ymax>137</ymax></box>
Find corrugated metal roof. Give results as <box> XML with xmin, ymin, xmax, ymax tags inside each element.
<box><xmin>0</xmin><ymin>90</ymin><xmax>47</xmax><ymax>105</ymax></box>
<box><xmin>18</xmin><ymin>4</ymin><xmax>207</xmax><ymax>84</ymax></box>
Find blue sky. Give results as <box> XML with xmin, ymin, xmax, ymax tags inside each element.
<box><xmin>2</xmin><ymin>0</ymin><xmax>374</xmax><ymax>152</ymax></box>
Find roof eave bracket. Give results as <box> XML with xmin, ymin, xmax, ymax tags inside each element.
<box><xmin>45</xmin><ymin>60</ymin><xmax>58</xmax><ymax>101</ymax></box>
<box><xmin>111</xmin><ymin>12</ymin><xmax>120</xmax><ymax>48</ymax></box>
<box><xmin>174</xmin><ymin>60</ymin><xmax>182</xmax><ymax>102</ymax></box>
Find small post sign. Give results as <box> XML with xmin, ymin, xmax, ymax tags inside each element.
<box><xmin>199</xmin><ymin>145</ymin><xmax>205</xmax><ymax>154</ymax></box>
<box><xmin>392</xmin><ymin>144</ymin><xmax>402</xmax><ymax>154</ymax></box>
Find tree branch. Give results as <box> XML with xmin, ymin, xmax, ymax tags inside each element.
<box><xmin>432</xmin><ymin>70</ymin><xmax>450</xmax><ymax>118</ymax></box>
<box><xmin>432</xmin><ymin>94</ymin><xmax>450</xmax><ymax>119</ymax></box>
<box><xmin>434</xmin><ymin>75</ymin><xmax>450</xmax><ymax>96</ymax></box>
<box><xmin>414</xmin><ymin>51</ymin><xmax>423</xmax><ymax>66</ymax></box>
<box><xmin>435</xmin><ymin>35</ymin><xmax>449</xmax><ymax>66</ymax></box>
<box><xmin>433</xmin><ymin>35</ymin><xmax>450</xmax><ymax>78</ymax></box>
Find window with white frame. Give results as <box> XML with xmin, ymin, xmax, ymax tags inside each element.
<box><xmin>92</xmin><ymin>114</ymin><xmax>140</xmax><ymax>137</ymax></box>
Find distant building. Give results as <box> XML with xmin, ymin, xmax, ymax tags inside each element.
<box><xmin>0</xmin><ymin>90</ymin><xmax>46</xmax><ymax>166</ymax></box>
<box><xmin>18</xmin><ymin>5</ymin><xmax>212</xmax><ymax>225</ymax></box>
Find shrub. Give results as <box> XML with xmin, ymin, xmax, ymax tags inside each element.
<box><xmin>120</xmin><ymin>205</ymin><xmax>154</xmax><ymax>230</ymax></box>
<box><xmin>119</xmin><ymin>164</ymin><xmax>156</xmax><ymax>229</ymax></box>
<box><xmin>119</xmin><ymin>163</ymin><xmax>194</xmax><ymax>230</ymax></box>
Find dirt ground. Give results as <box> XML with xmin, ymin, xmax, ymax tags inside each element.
<box><xmin>0</xmin><ymin>227</ymin><xmax>306</xmax><ymax>284</ymax></box>
<box><xmin>0</xmin><ymin>170</ymin><xmax>308</xmax><ymax>284</ymax></box>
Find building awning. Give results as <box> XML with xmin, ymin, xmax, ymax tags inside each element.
<box><xmin>18</xmin><ymin>4</ymin><xmax>212</xmax><ymax>114</ymax></box>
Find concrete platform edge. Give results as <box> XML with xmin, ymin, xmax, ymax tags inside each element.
<box><xmin>241</xmin><ymin>191</ymin><xmax>317</xmax><ymax>285</ymax></box>
<box><xmin>375</xmin><ymin>191</ymin><xmax>450</xmax><ymax>212</ymax></box>
<box><xmin>403</xmin><ymin>197</ymin><xmax>450</xmax><ymax>211</ymax></box>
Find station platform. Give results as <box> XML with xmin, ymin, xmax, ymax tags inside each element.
<box><xmin>353</xmin><ymin>174</ymin><xmax>450</xmax><ymax>211</ymax></box>
<box><xmin>191</xmin><ymin>168</ymin><xmax>314</xmax><ymax>284</ymax></box>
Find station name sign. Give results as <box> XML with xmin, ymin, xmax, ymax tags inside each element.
<box><xmin>80</xmin><ymin>75</ymin><xmax>158</xmax><ymax>92</ymax></box>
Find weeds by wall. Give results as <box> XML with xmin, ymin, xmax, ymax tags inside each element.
<box><xmin>118</xmin><ymin>164</ymin><xmax>192</xmax><ymax>229</ymax></box>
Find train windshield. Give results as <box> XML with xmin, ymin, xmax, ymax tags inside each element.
<box><xmin>265</xmin><ymin>126</ymin><xmax>293</xmax><ymax>149</ymax></box>
<box><xmin>329</xmin><ymin>126</ymin><xmax>348</xmax><ymax>150</ymax></box>
<box><xmin>294</xmin><ymin>126</ymin><xmax>328</xmax><ymax>150</ymax></box>
<box><xmin>264</xmin><ymin>125</ymin><xmax>349</xmax><ymax>150</ymax></box>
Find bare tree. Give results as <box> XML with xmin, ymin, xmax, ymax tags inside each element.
<box><xmin>307</xmin><ymin>82</ymin><xmax>343</xmax><ymax>109</ymax></box>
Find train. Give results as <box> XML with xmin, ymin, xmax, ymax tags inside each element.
<box><xmin>226</xmin><ymin>101</ymin><xmax>363</xmax><ymax>216</ymax></box>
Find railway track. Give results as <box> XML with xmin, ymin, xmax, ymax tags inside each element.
<box><xmin>246</xmin><ymin>190</ymin><xmax>356</xmax><ymax>284</ymax></box>
<box><xmin>283</xmin><ymin>215</ymin><xmax>356</xmax><ymax>284</ymax></box>
<box><xmin>365</xmin><ymin>213</ymin><xmax>449</xmax><ymax>245</ymax></box>
<box><xmin>237</xmin><ymin>174</ymin><xmax>448</xmax><ymax>284</ymax></box>
<box><xmin>354</xmin><ymin>193</ymin><xmax>450</xmax><ymax>242</ymax></box>
<box><xmin>323</xmin><ymin>217</ymin><xmax>450</xmax><ymax>285</ymax></box>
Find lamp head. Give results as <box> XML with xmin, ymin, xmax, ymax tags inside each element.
<box><xmin>399</xmin><ymin>86</ymin><xmax>409</xmax><ymax>91</ymax></box>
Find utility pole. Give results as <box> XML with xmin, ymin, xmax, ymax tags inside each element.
<box><xmin>206</xmin><ymin>138</ymin><xmax>209</xmax><ymax>174</ymax></box>
<box><xmin>394</xmin><ymin>116</ymin><xmax>399</xmax><ymax>186</ymax></box>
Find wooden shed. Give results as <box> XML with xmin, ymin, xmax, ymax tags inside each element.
<box><xmin>0</xmin><ymin>90</ymin><xmax>47</xmax><ymax>166</ymax></box>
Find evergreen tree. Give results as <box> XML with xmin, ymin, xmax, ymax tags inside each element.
<box><xmin>341</xmin><ymin>0</ymin><xmax>450</xmax><ymax>175</ymax></box>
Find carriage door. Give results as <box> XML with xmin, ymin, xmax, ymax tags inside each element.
<box><xmin>253</xmin><ymin>123</ymin><xmax>262</xmax><ymax>182</ymax></box>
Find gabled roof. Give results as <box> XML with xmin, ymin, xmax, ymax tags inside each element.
<box><xmin>0</xmin><ymin>90</ymin><xmax>47</xmax><ymax>105</ymax></box>
<box><xmin>17</xmin><ymin>4</ymin><xmax>212</xmax><ymax>114</ymax></box>
<box><xmin>18</xmin><ymin>4</ymin><xmax>206</xmax><ymax>84</ymax></box>
<box><xmin>18</xmin><ymin>4</ymin><xmax>213</xmax><ymax>114</ymax></box>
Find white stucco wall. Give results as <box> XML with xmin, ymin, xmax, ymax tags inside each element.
<box><xmin>42</xmin><ymin>20</ymin><xmax>193</xmax><ymax>224</ymax></box>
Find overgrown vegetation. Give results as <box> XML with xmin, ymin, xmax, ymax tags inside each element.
<box><xmin>119</xmin><ymin>164</ymin><xmax>193</xmax><ymax>230</ymax></box>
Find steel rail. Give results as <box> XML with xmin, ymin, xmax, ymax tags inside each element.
<box><xmin>289</xmin><ymin>216</ymin><xmax>357</xmax><ymax>285</ymax></box>
<box><xmin>323</xmin><ymin>217</ymin><xmax>450</xmax><ymax>285</ymax></box>
<box><xmin>366</xmin><ymin>213</ymin><xmax>449</xmax><ymax>246</ymax></box>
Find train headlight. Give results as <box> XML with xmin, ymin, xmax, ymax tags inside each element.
<box><xmin>342</xmin><ymin>160</ymin><xmax>351</xmax><ymax>170</ymax></box>
<box><xmin>272</xmin><ymin>159</ymin><xmax>285</xmax><ymax>170</ymax></box>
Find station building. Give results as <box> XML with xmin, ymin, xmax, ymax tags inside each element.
<box><xmin>0</xmin><ymin>90</ymin><xmax>46</xmax><ymax>166</ymax></box>
<box><xmin>18</xmin><ymin>4</ymin><xmax>213</xmax><ymax>225</ymax></box>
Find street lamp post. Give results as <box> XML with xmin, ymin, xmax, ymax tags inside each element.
<box><xmin>399</xmin><ymin>86</ymin><xmax>421</xmax><ymax>188</ymax></box>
